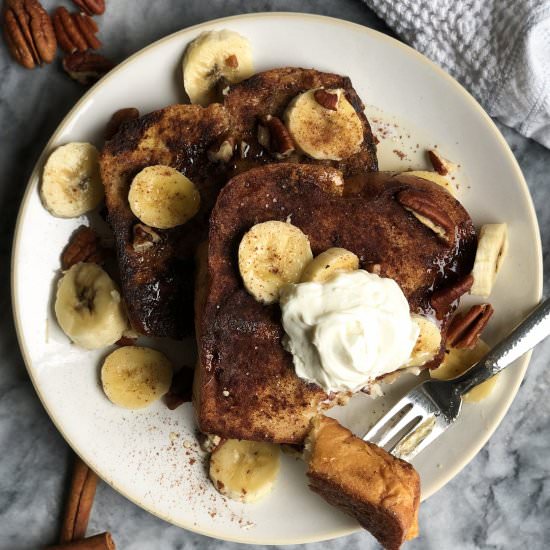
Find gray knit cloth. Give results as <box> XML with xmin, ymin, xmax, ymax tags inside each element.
<box><xmin>363</xmin><ymin>0</ymin><xmax>550</xmax><ymax>147</ymax></box>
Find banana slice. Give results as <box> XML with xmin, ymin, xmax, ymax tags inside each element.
<box><xmin>431</xmin><ymin>340</ymin><xmax>498</xmax><ymax>402</ymax></box>
<box><xmin>101</xmin><ymin>346</ymin><xmax>173</xmax><ymax>409</ymax></box>
<box><xmin>209</xmin><ymin>439</ymin><xmax>280</xmax><ymax>503</ymax></box>
<box><xmin>470</xmin><ymin>224</ymin><xmax>508</xmax><ymax>297</ymax></box>
<box><xmin>300</xmin><ymin>247</ymin><xmax>359</xmax><ymax>283</ymax></box>
<box><xmin>405</xmin><ymin>315</ymin><xmax>442</xmax><ymax>368</ymax></box>
<box><xmin>238</xmin><ymin>221</ymin><xmax>313</xmax><ymax>304</ymax></box>
<box><xmin>55</xmin><ymin>262</ymin><xmax>127</xmax><ymax>349</ymax></box>
<box><xmin>284</xmin><ymin>88</ymin><xmax>364</xmax><ymax>161</ymax></box>
<box><xmin>405</xmin><ymin>170</ymin><xmax>455</xmax><ymax>196</ymax></box>
<box><xmin>183</xmin><ymin>30</ymin><xmax>254</xmax><ymax>106</ymax></box>
<box><xmin>128</xmin><ymin>165</ymin><xmax>200</xmax><ymax>229</ymax></box>
<box><xmin>41</xmin><ymin>142</ymin><xmax>103</xmax><ymax>218</ymax></box>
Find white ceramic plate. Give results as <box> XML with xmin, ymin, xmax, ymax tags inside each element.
<box><xmin>11</xmin><ymin>13</ymin><xmax>542</xmax><ymax>545</ymax></box>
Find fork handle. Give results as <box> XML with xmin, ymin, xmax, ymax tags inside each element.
<box><xmin>453</xmin><ymin>297</ymin><xmax>550</xmax><ymax>396</ymax></box>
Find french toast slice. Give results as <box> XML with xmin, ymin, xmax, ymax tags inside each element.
<box><xmin>101</xmin><ymin>69</ymin><xmax>377</xmax><ymax>339</ymax></box>
<box><xmin>100</xmin><ymin>104</ymin><xmax>229</xmax><ymax>338</ymax></box>
<box><xmin>194</xmin><ymin>164</ymin><xmax>476</xmax><ymax>444</ymax></box>
<box><xmin>224</xmin><ymin>67</ymin><xmax>378</xmax><ymax>175</ymax></box>
<box><xmin>306</xmin><ymin>416</ymin><xmax>420</xmax><ymax>550</ymax></box>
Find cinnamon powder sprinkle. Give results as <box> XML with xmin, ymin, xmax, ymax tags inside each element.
<box><xmin>393</xmin><ymin>149</ymin><xmax>407</xmax><ymax>160</ymax></box>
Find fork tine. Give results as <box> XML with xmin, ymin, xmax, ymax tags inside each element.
<box><xmin>392</xmin><ymin>415</ymin><xmax>446</xmax><ymax>461</ymax></box>
<box><xmin>375</xmin><ymin>403</ymin><xmax>424</xmax><ymax>448</ymax></box>
<box><xmin>363</xmin><ymin>397</ymin><xmax>414</xmax><ymax>442</ymax></box>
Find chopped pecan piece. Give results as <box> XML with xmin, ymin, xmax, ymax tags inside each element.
<box><xmin>430</xmin><ymin>274</ymin><xmax>474</xmax><ymax>320</ymax></box>
<box><xmin>104</xmin><ymin>107</ymin><xmax>139</xmax><ymax>140</ymax></box>
<box><xmin>397</xmin><ymin>188</ymin><xmax>455</xmax><ymax>242</ymax></box>
<box><xmin>61</xmin><ymin>225</ymin><xmax>104</xmax><ymax>269</ymax></box>
<box><xmin>224</xmin><ymin>54</ymin><xmax>238</xmax><ymax>68</ymax></box>
<box><xmin>72</xmin><ymin>0</ymin><xmax>105</xmax><ymax>16</ymax></box>
<box><xmin>115</xmin><ymin>335</ymin><xmax>137</xmax><ymax>347</ymax></box>
<box><xmin>207</xmin><ymin>137</ymin><xmax>235</xmax><ymax>163</ymax></box>
<box><xmin>132</xmin><ymin>223</ymin><xmax>161</xmax><ymax>253</ymax></box>
<box><xmin>258</xmin><ymin>115</ymin><xmax>295</xmax><ymax>159</ymax></box>
<box><xmin>3</xmin><ymin>0</ymin><xmax>56</xmax><ymax>68</ymax></box>
<box><xmin>447</xmin><ymin>304</ymin><xmax>494</xmax><ymax>349</ymax></box>
<box><xmin>428</xmin><ymin>149</ymin><xmax>455</xmax><ymax>176</ymax></box>
<box><xmin>313</xmin><ymin>89</ymin><xmax>339</xmax><ymax>111</ymax></box>
<box><xmin>62</xmin><ymin>50</ymin><xmax>114</xmax><ymax>84</ymax></box>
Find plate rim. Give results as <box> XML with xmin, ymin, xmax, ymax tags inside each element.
<box><xmin>10</xmin><ymin>11</ymin><xmax>543</xmax><ymax>545</ymax></box>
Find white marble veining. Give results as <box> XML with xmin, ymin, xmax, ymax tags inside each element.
<box><xmin>1</xmin><ymin>1</ymin><xmax>549</xmax><ymax>549</ymax></box>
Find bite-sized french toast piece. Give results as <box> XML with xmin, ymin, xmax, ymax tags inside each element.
<box><xmin>100</xmin><ymin>104</ymin><xmax>229</xmax><ymax>338</ymax></box>
<box><xmin>194</xmin><ymin>164</ymin><xmax>476</xmax><ymax>444</ymax></box>
<box><xmin>306</xmin><ymin>416</ymin><xmax>420</xmax><ymax>550</ymax></box>
<box><xmin>224</xmin><ymin>67</ymin><xmax>378</xmax><ymax>175</ymax></box>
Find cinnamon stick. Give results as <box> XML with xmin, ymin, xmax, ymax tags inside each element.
<box><xmin>48</xmin><ymin>532</ymin><xmax>115</xmax><ymax>550</ymax></box>
<box><xmin>60</xmin><ymin>456</ymin><xmax>98</xmax><ymax>542</ymax></box>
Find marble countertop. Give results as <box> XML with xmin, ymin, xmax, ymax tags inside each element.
<box><xmin>1</xmin><ymin>1</ymin><xmax>549</xmax><ymax>549</ymax></box>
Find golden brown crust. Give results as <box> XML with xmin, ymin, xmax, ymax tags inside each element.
<box><xmin>195</xmin><ymin>164</ymin><xmax>476</xmax><ymax>443</ymax></box>
<box><xmin>225</xmin><ymin>67</ymin><xmax>378</xmax><ymax>176</ymax></box>
<box><xmin>306</xmin><ymin>416</ymin><xmax>420</xmax><ymax>550</ymax></box>
<box><xmin>100</xmin><ymin>103</ymin><xmax>230</xmax><ymax>337</ymax></box>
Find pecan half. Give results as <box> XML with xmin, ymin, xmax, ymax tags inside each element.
<box><xmin>428</xmin><ymin>149</ymin><xmax>455</xmax><ymax>176</ymax></box>
<box><xmin>61</xmin><ymin>225</ymin><xmax>104</xmax><ymax>269</ymax></box>
<box><xmin>258</xmin><ymin>115</ymin><xmax>295</xmax><ymax>159</ymax></box>
<box><xmin>53</xmin><ymin>7</ymin><xmax>100</xmax><ymax>53</ymax></box>
<box><xmin>104</xmin><ymin>107</ymin><xmax>139</xmax><ymax>140</ymax></box>
<box><xmin>397</xmin><ymin>188</ymin><xmax>455</xmax><ymax>242</ymax></box>
<box><xmin>3</xmin><ymin>0</ymin><xmax>56</xmax><ymax>69</ymax></box>
<box><xmin>447</xmin><ymin>304</ymin><xmax>494</xmax><ymax>349</ymax></box>
<box><xmin>314</xmin><ymin>89</ymin><xmax>339</xmax><ymax>111</ymax></box>
<box><xmin>132</xmin><ymin>223</ymin><xmax>161</xmax><ymax>253</ymax></box>
<box><xmin>62</xmin><ymin>51</ymin><xmax>114</xmax><ymax>84</ymax></box>
<box><xmin>74</xmin><ymin>12</ymin><xmax>100</xmax><ymax>49</ymax></box>
<box><xmin>72</xmin><ymin>0</ymin><xmax>105</xmax><ymax>16</ymax></box>
<box><xmin>430</xmin><ymin>273</ymin><xmax>474</xmax><ymax>320</ymax></box>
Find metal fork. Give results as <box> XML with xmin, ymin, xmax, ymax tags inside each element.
<box><xmin>364</xmin><ymin>297</ymin><xmax>550</xmax><ymax>461</ymax></box>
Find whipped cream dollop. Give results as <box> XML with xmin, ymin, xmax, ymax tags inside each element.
<box><xmin>279</xmin><ymin>270</ymin><xmax>419</xmax><ymax>393</ymax></box>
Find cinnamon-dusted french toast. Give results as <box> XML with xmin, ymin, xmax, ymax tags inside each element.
<box><xmin>224</xmin><ymin>67</ymin><xmax>378</xmax><ymax>176</ymax></box>
<box><xmin>194</xmin><ymin>164</ymin><xmax>477</xmax><ymax>444</ymax></box>
<box><xmin>101</xmin><ymin>68</ymin><xmax>379</xmax><ymax>338</ymax></box>
<box><xmin>100</xmin><ymin>104</ymin><xmax>229</xmax><ymax>338</ymax></box>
